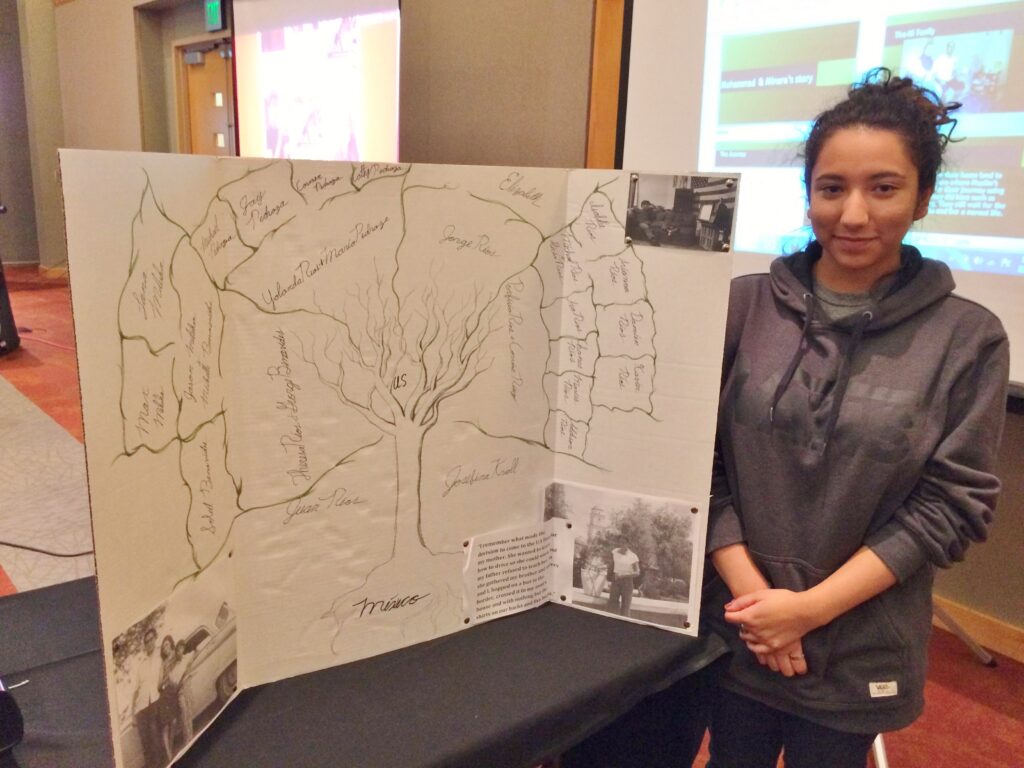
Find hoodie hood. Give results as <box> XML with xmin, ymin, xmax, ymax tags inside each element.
<box><xmin>765</xmin><ymin>242</ymin><xmax>956</xmax><ymax>446</ymax></box>
<box><xmin>770</xmin><ymin>242</ymin><xmax>956</xmax><ymax>332</ymax></box>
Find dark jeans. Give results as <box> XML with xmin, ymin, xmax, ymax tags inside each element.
<box><xmin>136</xmin><ymin>700</ymin><xmax>166</xmax><ymax>768</ymax></box>
<box><xmin>608</xmin><ymin>576</ymin><xmax>635</xmax><ymax>615</ymax></box>
<box><xmin>707</xmin><ymin>685</ymin><xmax>876</xmax><ymax>768</ymax></box>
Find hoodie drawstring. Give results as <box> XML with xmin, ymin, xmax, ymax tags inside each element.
<box><xmin>769</xmin><ymin>292</ymin><xmax>815</xmax><ymax>425</ymax></box>
<box><xmin>821</xmin><ymin>309</ymin><xmax>872</xmax><ymax>447</ymax></box>
<box><xmin>769</xmin><ymin>297</ymin><xmax>873</xmax><ymax>450</ymax></box>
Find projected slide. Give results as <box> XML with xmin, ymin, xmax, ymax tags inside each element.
<box><xmin>235</xmin><ymin>6</ymin><xmax>399</xmax><ymax>162</ymax></box>
<box><xmin>700</xmin><ymin>0</ymin><xmax>1024</xmax><ymax>277</ymax></box>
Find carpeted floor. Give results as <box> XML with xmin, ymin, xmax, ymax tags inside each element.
<box><xmin>0</xmin><ymin>374</ymin><xmax>94</xmax><ymax>593</ymax></box>
<box><xmin>1</xmin><ymin>265</ymin><xmax>91</xmax><ymax>593</ymax></box>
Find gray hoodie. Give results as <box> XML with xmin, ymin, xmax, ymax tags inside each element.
<box><xmin>705</xmin><ymin>243</ymin><xmax>1009</xmax><ymax>733</ymax></box>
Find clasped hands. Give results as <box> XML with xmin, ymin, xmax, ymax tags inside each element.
<box><xmin>724</xmin><ymin>588</ymin><xmax>821</xmax><ymax>678</ymax></box>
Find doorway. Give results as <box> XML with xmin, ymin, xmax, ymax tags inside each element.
<box><xmin>176</xmin><ymin>40</ymin><xmax>236</xmax><ymax>156</ymax></box>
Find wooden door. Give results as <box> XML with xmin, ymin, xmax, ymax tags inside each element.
<box><xmin>182</xmin><ymin>43</ymin><xmax>235</xmax><ymax>156</ymax></box>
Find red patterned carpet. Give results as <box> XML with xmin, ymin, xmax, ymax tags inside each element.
<box><xmin>0</xmin><ymin>564</ymin><xmax>15</xmax><ymax>597</ymax></box>
<box><xmin>0</xmin><ymin>265</ymin><xmax>82</xmax><ymax>443</ymax></box>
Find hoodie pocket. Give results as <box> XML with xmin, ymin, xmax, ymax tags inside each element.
<box><xmin>797</xmin><ymin>595</ymin><xmax>909</xmax><ymax>707</ymax></box>
<box><xmin>751</xmin><ymin>552</ymin><xmax>910</xmax><ymax>708</ymax></box>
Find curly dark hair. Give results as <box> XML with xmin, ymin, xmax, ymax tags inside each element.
<box><xmin>803</xmin><ymin>67</ymin><xmax>961</xmax><ymax>198</ymax></box>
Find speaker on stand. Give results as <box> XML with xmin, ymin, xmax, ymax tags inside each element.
<box><xmin>0</xmin><ymin>202</ymin><xmax>22</xmax><ymax>355</ymax></box>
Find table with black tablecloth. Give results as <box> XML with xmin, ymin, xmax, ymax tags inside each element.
<box><xmin>0</xmin><ymin>578</ymin><xmax>726</xmax><ymax>768</ymax></box>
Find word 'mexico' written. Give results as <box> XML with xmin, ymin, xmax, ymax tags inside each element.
<box><xmin>352</xmin><ymin>592</ymin><xmax>430</xmax><ymax>619</ymax></box>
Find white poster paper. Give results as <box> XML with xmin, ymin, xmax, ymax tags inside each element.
<box><xmin>60</xmin><ymin>151</ymin><xmax>734</xmax><ymax>768</ymax></box>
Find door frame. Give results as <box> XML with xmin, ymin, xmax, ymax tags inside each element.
<box><xmin>173</xmin><ymin>34</ymin><xmax>234</xmax><ymax>155</ymax></box>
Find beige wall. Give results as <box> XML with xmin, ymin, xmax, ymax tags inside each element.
<box><xmin>935</xmin><ymin>407</ymin><xmax>1024</xmax><ymax>628</ymax></box>
<box><xmin>2</xmin><ymin>0</ymin><xmax>38</xmax><ymax>265</ymax></box>
<box><xmin>399</xmin><ymin>0</ymin><xmax>594</xmax><ymax>167</ymax></box>
<box><xmin>55</xmin><ymin>0</ymin><xmax>144</xmax><ymax>151</ymax></box>
<box><xmin>21</xmin><ymin>0</ymin><xmax>66</xmax><ymax>271</ymax></box>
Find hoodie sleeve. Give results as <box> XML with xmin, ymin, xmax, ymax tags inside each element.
<box><xmin>706</xmin><ymin>277</ymin><xmax>754</xmax><ymax>553</ymax></box>
<box><xmin>707</xmin><ymin>441</ymin><xmax>745</xmax><ymax>552</ymax></box>
<box><xmin>865</xmin><ymin>328</ymin><xmax>1009</xmax><ymax>583</ymax></box>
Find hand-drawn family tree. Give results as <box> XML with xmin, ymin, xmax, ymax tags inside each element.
<box><xmin>63</xmin><ymin>151</ymin><xmax>734</xmax><ymax>768</ymax></box>
<box><xmin>112</xmin><ymin>159</ymin><xmax>661</xmax><ymax>668</ymax></box>
<box><xmin>59</xmin><ymin>151</ymin><xmax>733</xmax><ymax>733</ymax></box>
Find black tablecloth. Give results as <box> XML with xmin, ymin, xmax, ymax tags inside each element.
<box><xmin>0</xmin><ymin>578</ymin><xmax>110</xmax><ymax>767</ymax></box>
<box><xmin>1</xmin><ymin>578</ymin><xmax>726</xmax><ymax>768</ymax></box>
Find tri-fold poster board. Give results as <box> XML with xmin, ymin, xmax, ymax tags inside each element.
<box><xmin>59</xmin><ymin>150</ymin><xmax>738</xmax><ymax>767</ymax></box>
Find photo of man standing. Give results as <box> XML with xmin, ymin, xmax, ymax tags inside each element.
<box><xmin>607</xmin><ymin>538</ymin><xmax>640</xmax><ymax>616</ymax></box>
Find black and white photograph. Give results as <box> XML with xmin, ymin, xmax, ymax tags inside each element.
<box><xmin>111</xmin><ymin>562</ymin><xmax>238</xmax><ymax>768</ymax></box>
<box><xmin>625</xmin><ymin>172</ymin><xmax>739</xmax><ymax>251</ymax></box>
<box><xmin>544</xmin><ymin>481</ymin><xmax>697</xmax><ymax>629</ymax></box>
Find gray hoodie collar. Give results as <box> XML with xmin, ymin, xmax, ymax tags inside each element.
<box><xmin>766</xmin><ymin>242</ymin><xmax>956</xmax><ymax>449</ymax></box>
<box><xmin>770</xmin><ymin>242</ymin><xmax>956</xmax><ymax>331</ymax></box>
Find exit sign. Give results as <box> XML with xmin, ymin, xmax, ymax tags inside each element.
<box><xmin>205</xmin><ymin>0</ymin><xmax>225</xmax><ymax>32</ymax></box>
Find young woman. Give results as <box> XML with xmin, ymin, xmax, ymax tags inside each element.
<box><xmin>704</xmin><ymin>68</ymin><xmax>1009</xmax><ymax>767</ymax></box>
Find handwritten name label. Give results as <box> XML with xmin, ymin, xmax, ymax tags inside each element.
<box><xmin>135</xmin><ymin>386</ymin><xmax>166</xmax><ymax>437</ymax></box>
<box><xmin>442</xmin><ymin>457</ymin><xmax>519</xmax><ymax>498</ymax></box>
<box><xmin>584</xmin><ymin>200</ymin><xmax>611</xmax><ymax>242</ymax></box>
<box><xmin>353</xmin><ymin>163</ymin><xmax>405</xmax><ymax>184</ymax></box>
<box><xmin>562</xmin><ymin>374</ymin><xmax>585</xmax><ymax>404</ymax></box>
<box><xmin>352</xmin><ymin>592</ymin><xmax>430</xmax><ymax>619</ymax></box>
<box><xmin>558</xmin><ymin>413</ymin><xmax>582</xmax><ymax>447</ymax></box>
<box><xmin>568</xmin><ymin>298</ymin><xmax>587</xmax><ymax>336</ymax></box>
<box><xmin>199</xmin><ymin>215</ymin><xmax>235</xmax><ymax>260</ymax></box>
<box><xmin>504</xmin><ymin>278</ymin><xmax>525</xmax><ymax>400</ymax></box>
<box><xmin>282</xmin><ymin>487</ymin><xmax>367</xmax><ymax>525</ymax></box>
<box><xmin>261</xmin><ymin>218</ymin><xmax>389</xmax><ymax>310</ymax></box>
<box><xmin>617</xmin><ymin>361</ymin><xmax>647</xmax><ymax>392</ymax></box>
<box><xmin>608</xmin><ymin>257</ymin><xmax>632</xmax><ymax>293</ymax></box>
<box><xmin>617</xmin><ymin>310</ymin><xmax>645</xmax><ymax>347</ymax></box>
<box><xmin>567</xmin><ymin>339</ymin><xmax>588</xmax><ymax>368</ymax></box>
<box><xmin>131</xmin><ymin>262</ymin><xmax>166</xmax><ymax>321</ymax></box>
<box><xmin>499</xmin><ymin>171</ymin><xmax>544</xmax><ymax>207</ymax></box>
<box><xmin>268</xmin><ymin>330</ymin><xmax>310</xmax><ymax>485</ymax></box>
<box><xmin>439</xmin><ymin>225</ymin><xmax>501</xmax><ymax>259</ymax></box>
<box><xmin>551</xmin><ymin>236</ymin><xmax>584</xmax><ymax>285</ymax></box>
<box><xmin>182</xmin><ymin>302</ymin><xmax>215</xmax><ymax>405</ymax></box>
<box><xmin>198</xmin><ymin>440</ymin><xmax>216</xmax><ymax>534</ymax></box>
<box><xmin>296</xmin><ymin>173</ymin><xmax>343</xmax><ymax>195</ymax></box>
<box><xmin>239</xmin><ymin>189</ymin><xmax>288</xmax><ymax>228</ymax></box>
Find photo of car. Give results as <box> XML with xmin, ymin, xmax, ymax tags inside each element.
<box><xmin>117</xmin><ymin>602</ymin><xmax>237</xmax><ymax>768</ymax></box>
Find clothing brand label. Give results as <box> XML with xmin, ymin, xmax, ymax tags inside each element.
<box><xmin>869</xmin><ymin>681</ymin><xmax>898</xmax><ymax>698</ymax></box>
